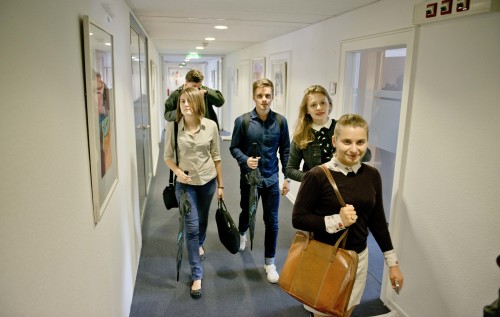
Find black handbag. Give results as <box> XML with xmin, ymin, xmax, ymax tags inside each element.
<box><xmin>163</xmin><ymin>122</ymin><xmax>179</xmax><ymax>210</ymax></box>
<box><xmin>163</xmin><ymin>181</ymin><xmax>178</xmax><ymax>210</ymax></box>
<box><xmin>215</xmin><ymin>198</ymin><xmax>240</xmax><ymax>254</ymax></box>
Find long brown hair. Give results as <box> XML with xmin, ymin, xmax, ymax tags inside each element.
<box><xmin>292</xmin><ymin>85</ymin><xmax>333</xmax><ymax>149</ymax></box>
<box><xmin>176</xmin><ymin>87</ymin><xmax>205</xmax><ymax>124</ymax></box>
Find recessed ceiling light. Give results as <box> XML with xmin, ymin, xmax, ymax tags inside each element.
<box><xmin>196</xmin><ymin>46</ymin><xmax>204</xmax><ymax>50</ymax></box>
<box><xmin>214</xmin><ymin>25</ymin><xmax>228</xmax><ymax>30</ymax></box>
<box><xmin>205</xmin><ymin>37</ymin><xmax>215</xmax><ymax>41</ymax></box>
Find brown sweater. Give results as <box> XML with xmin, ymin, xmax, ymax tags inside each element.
<box><xmin>292</xmin><ymin>164</ymin><xmax>393</xmax><ymax>254</ymax></box>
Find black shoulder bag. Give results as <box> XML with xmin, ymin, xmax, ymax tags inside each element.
<box><xmin>163</xmin><ymin>122</ymin><xmax>179</xmax><ymax>210</ymax></box>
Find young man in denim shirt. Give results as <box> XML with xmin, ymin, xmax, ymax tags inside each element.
<box><xmin>229</xmin><ymin>78</ymin><xmax>290</xmax><ymax>284</ymax></box>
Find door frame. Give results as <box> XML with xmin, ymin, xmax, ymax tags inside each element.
<box><xmin>337</xmin><ymin>27</ymin><xmax>416</xmax><ymax>308</ymax></box>
<box><xmin>130</xmin><ymin>14</ymin><xmax>153</xmax><ymax>222</ymax></box>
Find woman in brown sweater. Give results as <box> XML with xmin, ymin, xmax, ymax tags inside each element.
<box><xmin>292</xmin><ymin>114</ymin><xmax>403</xmax><ymax>317</ymax></box>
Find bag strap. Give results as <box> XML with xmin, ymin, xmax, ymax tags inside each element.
<box><xmin>168</xmin><ymin>122</ymin><xmax>179</xmax><ymax>185</ymax></box>
<box><xmin>218</xmin><ymin>197</ymin><xmax>226</xmax><ymax>210</ymax></box>
<box><xmin>320</xmin><ymin>164</ymin><xmax>349</xmax><ymax>252</ymax></box>
<box><xmin>320</xmin><ymin>164</ymin><xmax>345</xmax><ymax>207</ymax></box>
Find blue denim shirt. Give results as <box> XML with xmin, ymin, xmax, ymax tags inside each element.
<box><xmin>230</xmin><ymin>109</ymin><xmax>290</xmax><ymax>187</ymax></box>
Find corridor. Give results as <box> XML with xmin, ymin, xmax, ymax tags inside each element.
<box><xmin>129</xmin><ymin>137</ymin><xmax>389</xmax><ymax>317</ymax></box>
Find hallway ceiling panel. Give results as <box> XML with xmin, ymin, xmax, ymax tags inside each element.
<box><xmin>126</xmin><ymin>0</ymin><xmax>380</xmax><ymax>62</ymax></box>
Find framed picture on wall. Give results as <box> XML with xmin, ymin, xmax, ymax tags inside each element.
<box><xmin>168</xmin><ymin>68</ymin><xmax>186</xmax><ymax>94</ymax></box>
<box><xmin>232</xmin><ymin>67</ymin><xmax>239</xmax><ymax>96</ymax></box>
<box><xmin>271</xmin><ymin>60</ymin><xmax>287</xmax><ymax>115</ymax></box>
<box><xmin>251</xmin><ymin>57</ymin><xmax>265</xmax><ymax>82</ymax></box>
<box><xmin>150</xmin><ymin>60</ymin><xmax>157</xmax><ymax>104</ymax></box>
<box><xmin>82</xmin><ymin>16</ymin><xmax>118</xmax><ymax>225</ymax></box>
<box><xmin>270</xmin><ymin>51</ymin><xmax>290</xmax><ymax>116</ymax></box>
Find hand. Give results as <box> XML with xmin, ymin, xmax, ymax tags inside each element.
<box><xmin>339</xmin><ymin>204</ymin><xmax>357</xmax><ymax>226</ymax></box>
<box><xmin>246</xmin><ymin>157</ymin><xmax>260</xmax><ymax>169</ymax></box>
<box><xmin>217</xmin><ymin>188</ymin><xmax>224</xmax><ymax>200</ymax></box>
<box><xmin>281</xmin><ymin>180</ymin><xmax>290</xmax><ymax>196</ymax></box>
<box><xmin>389</xmin><ymin>266</ymin><xmax>404</xmax><ymax>294</ymax></box>
<box><xmin>176</xmin><ymin>170</ymin><xmax>191</xmax><ymax>184</ymax></box>
<box><xmin>199</xmin><ymin>89</ymin><xmax>208</xmax><ymax>96</ymax></box>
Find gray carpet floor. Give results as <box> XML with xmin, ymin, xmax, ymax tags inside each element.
<box><xmin>129</xmin><ymin>135</ymin><xmax>390</xmax><ymax>317</ymax></box>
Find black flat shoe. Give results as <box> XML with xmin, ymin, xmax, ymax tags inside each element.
<box><xmin>190</xmin><ymin>281</ymin><xmax>202</xmax><ymax>299</ymax></box>
<box><xmin>190</xmin><ymin>288</ymin><xmax>202</xmax><ymax>299</ymax></box>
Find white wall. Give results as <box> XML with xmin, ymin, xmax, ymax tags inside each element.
<box><xmin>224</xmin><ymin>0</ymin><xmax>500</xmax><ymax>316</ymax></box>
<box><xmin>0</xmin><ymin>0</ymin><xmax>162</xmax><ymax>316</ymax></box>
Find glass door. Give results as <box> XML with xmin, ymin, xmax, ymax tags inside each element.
<box><xmin>131</xmin><ymin>25</ymin><xmax>152</xmax><ymax>219</ymax></box>
<box><xmin>338</xmin><ymin>28</ymin><xmax>415</xmax><ymax>303</ymax></box>
<box><xmin>344</xmin><ymin>47</ymin><xmax>406</xmax><ymax>220</ymax></box>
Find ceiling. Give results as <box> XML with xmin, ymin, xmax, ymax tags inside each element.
<box><xmin>125</xmin><ymin>0</ymin><xmax>380</xmax><ymax>63</ymax></box>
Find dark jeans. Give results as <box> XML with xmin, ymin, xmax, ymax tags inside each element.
<box><xmin>175</xmin><ymin>178</ymin><xmax>216</xmax><ymax>280</ymax></box>
<box><xmin>238</xmin><ymin>176</ymin><xmax>280</xmax><ymax>259</ymax></box>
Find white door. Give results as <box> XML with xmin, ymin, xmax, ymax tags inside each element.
<box><xmin>338</xmin><ymin>28</ymin><xmax>415</xmax><ymax>303</ymax></box>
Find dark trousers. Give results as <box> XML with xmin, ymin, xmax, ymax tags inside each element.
<box><xmin>238</xmin><ymin>176</ymin><xmax>280</xmax><ymax>259</ymax></box>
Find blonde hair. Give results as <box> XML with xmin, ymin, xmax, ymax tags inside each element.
<box><xmin>292</xmin><ymin>85</ymin><xmax>333</xmax><ymax>150</ymax></box>
<box><xmin>334</xmin><ymin>114</ymin><xmax>369</xmax><ymax>139</ymax></box>
<box><xmin>176</xmin><ymin>87</ymin><xmax>205</xmax><ymax>124</ymax></box>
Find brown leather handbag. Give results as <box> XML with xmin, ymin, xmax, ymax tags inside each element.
<box><xmin>279</xmin><ymin>165</ymin><xmax>359</xmax><ymax>316</ymax></box>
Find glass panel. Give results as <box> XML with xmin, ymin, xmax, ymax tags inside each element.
<box><xmin>344</xmin><ymin>46</ymin><xmax>406</xmax><ymax>220</ymax></box>
<box><xmin>131</xmin><ymin>27</ymin><xmax>146</xmax><ymax>205</ymax></box>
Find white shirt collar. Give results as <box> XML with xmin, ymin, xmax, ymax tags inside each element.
<box><xmin>325</xmin><ymin>156</ymin><xmax>362</xmax><ymax>176</ymax></box>
<box><xmin>311</xmin><ymin>118</ymin><xmax>332</xmax><ymax>132</ymax></box>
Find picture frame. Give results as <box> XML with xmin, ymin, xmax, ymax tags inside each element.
<box><xmin>150</xmin><ymin>60</ymin><xmax>157</xmax><ymax>104</ymax></box>
<box><xmin>82</xmin><ymin>16</ymin><xmax>118</xmax><ymax>224</ymax></box>
<box><xmin>232</xmin><ymin>67</ymin><xmax>239</xmax><ymax>96</ymax></box>
<box><xmin>271</xmin><ymin>59</ymin><xmax>287</xmax><ymax>115</ymax></box>
<box><xmin>251</xmin><ymin>57</ymin><xmax>265</xmax><ymax>83</ymax></box>
<box><xmin>168</xmin><ymin>68</ymin><xmax>186</xmax><ymax>94</ymax></box>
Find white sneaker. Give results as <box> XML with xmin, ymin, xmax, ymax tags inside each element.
<box><xmin>239</xmin><ymin>233</ymin><xmax>247</xmax><ymax>251</ymax></box>
<box><xmin>264</xmin><ymin>264</ymin><xmax>279</xmax><ymax>284</ymax></box>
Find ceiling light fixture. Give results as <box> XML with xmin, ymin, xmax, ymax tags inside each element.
<box><xmin>196</xmin><ymin>46</ymin><xmax>204</xmax><ymax>50</ymax></box>
<box><xmin>205</xmin><ymin>37</ymin><xmax>215</xmax><ymax>41</ymax></box>
<box><xmin>214</xmin><ymin>25</ymin><xmax>228</xmax><ymax>30</ymax></box>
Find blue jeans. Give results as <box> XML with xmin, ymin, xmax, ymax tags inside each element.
<box><xmin>238</xmin><ymin>177</ymin><xmax>280</xmax><ymax>260</ymax></box>
<box><xmin>176</xmin><ymin>178</ymin><xmax>216</xmax><ymax>281</ymax></box>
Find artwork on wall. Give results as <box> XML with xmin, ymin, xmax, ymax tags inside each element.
<box><xmin>150</xmin><ymin>60</ymin><xmax>157</xmax><ymax>104</ymax></box>
<box><xmin>232</xmin><ymin>67</ymin><xmax>239</xmax><ymax>96</ymax></box>
<box><xmin>82</xmin><ymin>16</ymin><xmax>118</xmax><ymax>224</ymax></box>
<box><xmin>251</xmin><ymin>57</ymin><xmax>265</xmax><ymax>83</ymax></box>
<box><xmin>168</xmin><ymin>68</ymin><xmax>187</xmax><ymax>94</ymax></box>
<box><xmin>271</xmin><ymin>59</ymin><xmax>287</xmax><ymax>115</ymax></box>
